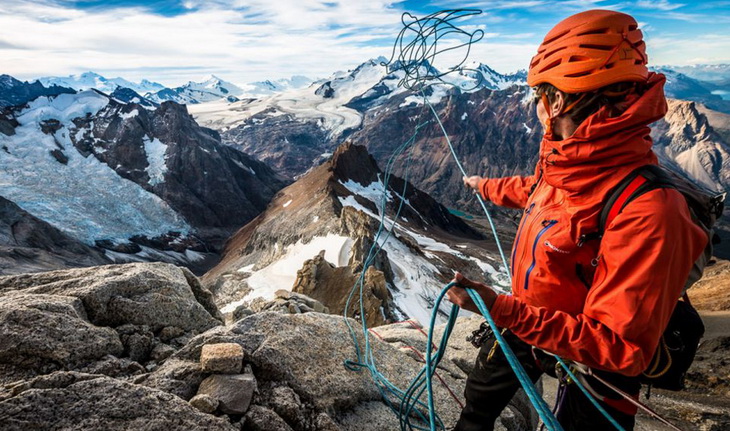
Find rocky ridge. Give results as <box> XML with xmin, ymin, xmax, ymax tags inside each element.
<box><xmin>0</xmin><ymin>262</ymin><xmax>538</xmax><ymax>431</ymax></box>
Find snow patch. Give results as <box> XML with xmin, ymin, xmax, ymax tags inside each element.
<box><xmin>143</xmin><ymin>136</ymin><xmax>168</xmax><ymax>185</ymax></box>
<box><xmin>120</xmin><ymin>109</ymin><xmax>139</xmax><ymax>120</ymax></box>
<box><xmin>222</xmin><ymin>234</ymin><xmax>354</xmax><ymax>312</ymax></box>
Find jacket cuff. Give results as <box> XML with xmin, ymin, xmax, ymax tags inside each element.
<box><xmin>490</xmin><ymin>294</ymin><xmax>518</xmax><ymax>329</ymax></box>
<box><xmin>478</xmin><ymin>178</ymin><xmax>490</xmax><ymax>201</ymax></box>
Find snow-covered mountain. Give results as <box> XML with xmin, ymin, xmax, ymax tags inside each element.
<box><xmin>0</xmin><ymin>80</ymin><xmax>288</xmax><ymax>274</ymax></box>
<box><xmin>202</xmin><ymin>141</ymin><xmax>508</xmax><ymax>325</ymax></box>
<box><xmin>145</xmin><ymin>75</ymin><xmax>244</xmax><ymax>105</ymax></box>
<box><xmin>652</xmin><ymin>99</ymin><xmax>730</xmax><ymax>192</ymax></box>
<box><xmin>238</xmin><ymin>75</ymin><xmax>313</xmax><ymax>97</ymax></box>
<box><xmin>658</xmin><ymin>64</ymin><xmax>730</xmax><ymax>84</ymax></box>
<box><xmin>39</xmin><ymin>71</ymin><xmax>165</xmax><ymax>95</ymax></box>
<box><xmin>652</xmin><ymin>67</ymin><xmax>730</xmax><ymax>113</ymax></box>
<box><xmin>0</xmin><ymin>74</ymin><xmax>74</xmax><ymax>108</ymax></box>
<box><xmin>189</xmin><ymin>58</ymin><xmax>528</xmax><ymax>178</ymax></box>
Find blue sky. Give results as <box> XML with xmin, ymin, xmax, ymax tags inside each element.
<box><xmin>1</xmin><ymin>0</ymin><xmax>728</xmax><ymax>86</ymax></box>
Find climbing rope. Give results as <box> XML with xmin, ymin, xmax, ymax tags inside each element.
<box><xmin>343</xmin><ymin>8</ymin><xmax>625</xmax><ymax>431</ymax></box>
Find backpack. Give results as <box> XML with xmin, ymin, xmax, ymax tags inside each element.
<box><xmin>593</xmin><ymin>164</ymin><xmax>725</xmax><ymax>391</ymax></box>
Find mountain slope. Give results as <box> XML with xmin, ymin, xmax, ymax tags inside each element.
<box><xmin>203</xmin><ymin>142</ymin><xmax>506</xmax><ymax>325</ymax></box>
<box><xmin>0</xmin><ymin>196</ymin><xmax>112</xmax><ymax>275</ymax></box>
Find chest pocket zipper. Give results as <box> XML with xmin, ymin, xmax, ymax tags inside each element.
<box><xmin>511</xmin><ymin>203</ymin><xmax>535</xmax><ymax>276</ymax></box>
<box><xmin>524</xmin><ymin>220</ymin><xmax>558</xmax><ymax>291</ymax></box>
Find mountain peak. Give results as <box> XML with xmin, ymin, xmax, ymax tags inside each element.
<box><xmin>330</xmin><ymin>141</ymin><xmax>380</xmax><ymax>186</ymax></box>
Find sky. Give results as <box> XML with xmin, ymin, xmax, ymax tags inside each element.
<box><xmin>1</xmin><ymin>0</ymin><xmax>729</xmax><ymax>87</ymax></box>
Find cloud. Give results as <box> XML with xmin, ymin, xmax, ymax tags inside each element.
<box><xmin>0</xmin><ymin>0</ymin><xmax>727</xmax><ymax>86</ymax></box>
<box><xmin>633</xmin><ymin>0</ymin><xmax>685</xmax><ymax>11</ymax></box>
<box><xmin>0</xmin><ymin>0</ymin><xmax>408</xmax><ymax>85</ymax></box>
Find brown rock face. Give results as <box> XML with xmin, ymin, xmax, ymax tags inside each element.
<box><xmin>292</xmin><ymin>250</ymin><xmax>395</xmax><ymax>327</ymax></box>
<box><xmin>200</xmin><ymin>343</ymin><xmax>244</xmax><ymax>374</ymax></box>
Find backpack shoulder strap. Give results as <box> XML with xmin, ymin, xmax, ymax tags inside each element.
<box><xmin>598</xmin><ymin>165</ymin><xmax>675</xmax><ymax>235</ymax></box>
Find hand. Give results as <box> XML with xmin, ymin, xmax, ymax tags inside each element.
<box><xmin>463</xmin><ymin>176</ymin><xmax>483</xmax><ymax>191</ymax></box>
<box><xmin>446</xmin><ymin>272</ymin><xmax>498</xmax><ymax>314</ymax></box>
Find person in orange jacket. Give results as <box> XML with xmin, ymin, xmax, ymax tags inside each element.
<box><xmin>447</xmin><ymin>9</ymin><xmax>708</xmax><ymax>431</ymax></box>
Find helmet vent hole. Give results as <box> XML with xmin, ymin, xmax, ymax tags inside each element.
<box><xmin>577</xmin><ymin>28</ymin><xmax>609</xmax><ymax>36</ymax></box>
<box><xmin>539</xmin><ymin>59</ymin><xmax>563</xmax><ymax>73</ymax></box>
<box><xmin>628</xmin><ymin>24</ymin><xmax>638</xmax><ymax>31</ymax></box>
<box><xmin>634</xmin><ymin>59</ymin><xmax>644</xmax><ymax>65</ymax></box>
<box><xmin>579</xmin><ymin>44</ymin><xmax>614</xmax><ymax>51</ymax></box>
<box><xmin>564</xmin><ymin>71</ymin><xmax>592</xmax><ymax>78</ymax></box>
<box><xmin>569</xmin><ymin>55</ymin><xmax>591</xmax><ymax>62</ymax></box>
<box><xmin>543</xmin><ymin>29</ymin><xmax>571</xmax><ymax>45</ymax></box>
<box><xmin>604</xmin><ymin>62</ymin><xmax>615</xmax><ymax>69</ymax></box>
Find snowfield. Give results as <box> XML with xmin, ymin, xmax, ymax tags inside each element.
<box><xmin>189</xmin><ymin>58</ymin><xmax>527</xmax><ymax>139</ymax></box>
<box><xmin>0</xmin><ymin>91</ymin><xmax>191</xmax><ymax>245</ymax></box>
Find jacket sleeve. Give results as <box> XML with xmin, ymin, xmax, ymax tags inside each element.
<box><xmin>478</xmin><ymin>175</ymin><xmax>537</xmax><ymax>209</ymax></box>
<box><xmin>489</xmin><ymin>188</ymin><xmax>707</xmax><ymax>376</ymax></box>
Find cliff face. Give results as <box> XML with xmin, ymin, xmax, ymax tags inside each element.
<box><xmin>652</xmin><ymin>99</ymin><xmax>730</xmax><ymax>192</ymax></box>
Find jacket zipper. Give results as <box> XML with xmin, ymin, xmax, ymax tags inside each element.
<box><xmin>511</xmin><ymin>203</ymin><xmax>535</xmax><ymax>276</ymax></box>
<box><xmin>523</xmin><ymin>220</ymin><xmax>558</xmax><ymax>291</ymax></box>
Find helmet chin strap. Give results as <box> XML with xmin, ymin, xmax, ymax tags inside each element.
<box><xmin>541</xmin><ymin>92</ymin><xmax>587</xmax><ymax>137</ymax></box>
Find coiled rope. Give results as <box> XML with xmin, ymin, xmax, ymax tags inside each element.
<box><xmin>343</xmin><ymin>9</ymin><xmax>625</xmax><ymax>431</ymax></box>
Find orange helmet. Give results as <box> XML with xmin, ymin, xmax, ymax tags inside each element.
<box><xmin>527</xmin><ymin>9</ymin><xmax>649</xmax><ymax>93</ymax></box>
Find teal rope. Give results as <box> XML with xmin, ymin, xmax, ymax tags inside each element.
<box><xmin>342</xmin><ymin>87</ymin><xmax>624</xmax><ymax>431</ymax></box>
<box><xmin>554</xmin><ymin>357</ymin><xmax>627</xmax><ymax>431</ymax></box>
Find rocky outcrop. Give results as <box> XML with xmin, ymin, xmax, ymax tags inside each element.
<box><xmin>0</xmin><ymin>372</ymin><xmax>236</xmax><ymax>431</ymax></box>
<box><xmin>0</xmin><ymin>262</ymin><xmax>221</xmax><ymax>384</ymax></box>
<box><xmin>292</xmin><ymin>250</ymin><xmax>395</xmax><ymax>327</ymax></box>
<box><xmin>0</xmin><ymin>195</ymin><xmax>112</xmax><ymax>275</ymax></box>
<box><xmin>138</xmin><ymin>310</ymin><xmax>533</xmax><ymax>430</ymax></box>
<box><xmin>1</xmin><ymin>261</ymin><xmax>726</xmax><ymax>430</ymax></box>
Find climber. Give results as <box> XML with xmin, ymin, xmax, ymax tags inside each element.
<box><xmin>449</xmin><ymin>9</ymin><xmax>708</xmax><ymax>431</ymax></box>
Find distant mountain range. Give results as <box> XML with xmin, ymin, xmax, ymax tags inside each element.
<box><xmin>1</xmin><ymin>59</ymin><xmax>729</xmax><ymax>276</ymax></box>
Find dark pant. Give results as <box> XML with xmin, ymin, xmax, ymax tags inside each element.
<box><xmin>454</xmin><ymin>331</ymin><xmax>641</xmax><ymax>431</ymax></box>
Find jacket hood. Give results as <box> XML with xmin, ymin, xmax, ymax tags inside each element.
<box><xmin>540</xmin><ymin>72</ymin><xmax>668</xmax><ymax>195</ymax></box>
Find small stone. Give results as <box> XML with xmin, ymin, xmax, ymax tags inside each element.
<box><xmin>312</xmin><ymin>302</ymin><xmax>326</xmax><ymax>313</ymax></box>
<box><xmin>197</xmin><ymin>374</ymin><xmax>257</xmax><ymax>415</ymax></box>
<box><xmin>159</xmin><ymin>326</ymin><xmax>185</xmax><ymax>342</ymax></box>
<box><xmin>232</xmin><ymin>305</ymin><xmax>255</xmax><ymax>322</ymax></box>
<box><xmin>274</xmin><ymin>290</ymin><xmax>291</xmax><ymax>300</ymax></box>
<box><xmin>190</xmin><ymin>394</ymin><xmax>219</xmax><ymax>414</ymax></box>
<box><xmin>150</xmin><ymin>343</ymin><xmax>176</xmax><ymax>362</ymax></box>
<box><xmin>200</xmin><ymin>343</ymin><xmax>244</xmax><ymax>374</ymax></box>
<box><xmin>287</xmin><ymin>303</ymin><xmax>301</xmax><ymax>314</ymax></box>
<box><xmin>298</xmin><ymin>303</ymin><xmax>314</xmax><ymax>313</ymax></box>
<box><xmin>243</xmin><ymin>405</ymin><xmax>293</xmax><ymax>431</ymax></box>
<box><xmin>314</xmin><ymin>412</ymin><xmax>340</xmax><ymax>431</ymax></box>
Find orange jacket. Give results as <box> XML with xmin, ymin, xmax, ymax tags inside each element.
<box><xmin>479</xmin><ymin>73</ymin><xmax>708</xmax><ymax>376</ymax></box>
